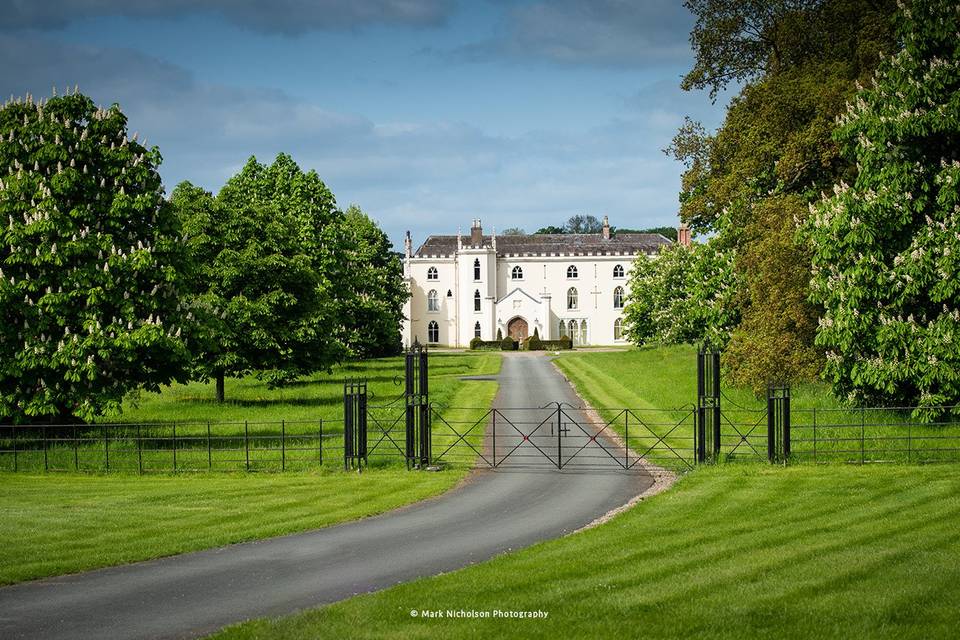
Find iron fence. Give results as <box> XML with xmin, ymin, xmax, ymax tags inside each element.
<box><xmin>0</xmin><ymin>419</ymin><xmax>345</xmax><ymax>473</ymax></box>
<box><xmin>790</xmin><ymin>406</ymin><xmax>960</xmax><ymax>464</ymax></box>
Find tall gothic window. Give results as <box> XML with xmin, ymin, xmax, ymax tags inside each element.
<box><xmin>567</xmin><ymin>265</ymin><xmax>578</xmax><ymax>279</ymax></box>
<box><xmin>559</xmin><ymin>320</ymin><xmax>567</xmax><ymax>337</ymax></box>
<box><xmin>511</xmin><ymin>265</ymin><xmax>523</xmax><ymax>280</ymax></box>
<box><xmin>567</xmin><ymin>287</ymin><xmax>578</xmax><ymax>310</ymax></box>
<box><xmin>613</xmin><ymin>286</ymin><xmax>624</xmax><ymax>309</ymax></box>
<box><xmin>474</xmin><ymin>258</ymin><xmax>481</xmax><ymax>281</ymax></box>
<box><xmin>474</xmin><ymin>321</ymin><xmax>481</xmax><ymax>338</ymax></box>
<box><xmin>614</xmin><ymin>318</ymin><xmax>623</xmax><ymax>341</ymax></box>
<box><xmin>580</xmin><ymin>319</ymin><xmax>588</xmax><ymax>344</ymax></box>
<box><xmin>428</xmin><ymin>321</ymin><xmax>439</xmax><ymax>343</ymax></box>
<box><xmin>427</xmin><ymin>289</ymin><xmax>439</xmax><ymax>312</ymax></box>
<box><xmin>568</xmin><ymin>320</ymin><xmax>579</xmax><ymax>344</ymax></box>
<box><xmin>474</xmin><ymin>289</ymin><xmax>481</xmax><ymax>312</ymax></box>
<box><xmin>427</xmin><ymin>266</ymin><xmax>438</xmax><ymax>280</ymax></box>
<box><xmin>613</xmin><ymin>264</ymin><xmax>624</xmax><ymax>278</ymax></box>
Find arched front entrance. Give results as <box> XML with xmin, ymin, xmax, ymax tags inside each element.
<box><xmin>507</xmin><ymin>316</ymin><xmax>528</xmax><ymax>341</ymax></box>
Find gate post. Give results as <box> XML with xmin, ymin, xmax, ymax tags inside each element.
<box><xmin>766</xmin><ymin>384</ymin><xmax>790</xmax><ymax>463</ymax></box>
<box><xmin>696</xmin><ymin>349</ymin><xmax>721</xmax><ymax>463</ymax></box>
<box><xmin>405</xmin><ymin>340</ymin><xmax>430</xmax><ymax>468</ymax></box>
<box><xmin>344</xmin><ymin>379</ymin><xmax>368</xmax><ymax>470</ymax></box>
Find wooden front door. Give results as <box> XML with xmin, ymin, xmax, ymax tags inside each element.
<box><xmin>507</xmin><ymin>317</ymin><xmax>528</xmax><ymax>341</ymax></box>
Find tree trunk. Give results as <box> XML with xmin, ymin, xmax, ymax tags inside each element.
<box><xmin>216</xmin><ymin>371</ymin><xmax>225</xmax><ymax>404</ymax></box>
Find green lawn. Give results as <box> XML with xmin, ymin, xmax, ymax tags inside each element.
<box><xmin>211</xmin><ymin>464</ymin><xmax>960</xmax><ymax>640</ymax></box>
<box><xmin>0</xmin><ymin>353</ymin><xmax>501</xmax><ymax>585</ymax></box>
<box><xmin>210</xmin><ymin>346</ymin><xmax>960</xmax><ymax>640</ymax></box>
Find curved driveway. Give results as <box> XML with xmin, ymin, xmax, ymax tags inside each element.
<box><xmin>0</xmin><ymin>353</ymin><xmax>651</xmax><ymax>640</ymax></box>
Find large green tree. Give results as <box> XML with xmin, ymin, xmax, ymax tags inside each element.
<box><xmin>623</xmin><ymin>241</ymin><xmax>739</xmax><ymax>350</ymax></box>
<box><xmin>0</xmin><ymin>91</ymin><xmax>191</xmax><ymax>421</ymax></box>
<box><xmin>336</xmin><ymin>204</ymin><xmax>406</xmax><ymax>358</ymax></box>
<box><xmin>173</xmin><ymin>154</ymin><xmax>345</xmax><ymax>402</ymax></box>
<box><xmin>804</xmin><ymin>0</ymin><xmax>960</xmax><ymax>409</ymax></box>
<box><xmin>673</xmin><ymin>0</ymin><xmax>897</xmax><ymax>389</ymax></box>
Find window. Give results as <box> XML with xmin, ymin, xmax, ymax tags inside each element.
<box><xmin>614</xmin><ymin>318</ymin><xmax>623</xmax><ymax>341</ymax></box>
<box><xmin>427</xmin><ymin>289</ymin><xmax>439</xmax><ymax>312</ymax></box>
<box><xmin>474</xmin><ymin>322</ymin><xmax>481</xmax><ymax>338</ymax></box>
<box><xmin>580</xmin><ymin>320</ymin><xmax>588</xmax><ymax>345</ymax></box>
<box><xmin>568</xmin><ymin>320</ymin><xmax>579</xmax><ymax>344</ymax></box>
<box><xmin>566</xmin><ymin>265</ymin><xmax>578</xmax><ymax>279</ymax></box>
<box><xmin>447</xmin><ymin>289</ymin><xmax>453</xmax><ymax>297</ymax></box>
<box><xmin>427</xmin><ymin>266</ymin><xmax>438</xmax><ymax>280</ymax></box>
<box><xmin>559</xmin><ymin>321</ymin><xmax>567</xmax><ymax>337</ymax></box>
<box><xmin>567</xmin><ymin>287</ymin><xmax>578</xmax><ymax>310</ymax></box>
<box><xmin>613</xmin><ymin>264</ymin><xmax>624</xmax><ymax>278</ymax></box>
<box><xmin>428</xmin><ymin>321</ymin><xmax>439</xmax><ymax>343</ymax></box>
<box><xmin>613</xmin><ymin>286</ymin><xmax>624</xmax><ymax>309</ymax></box>
<box><xmin>511</xmin><ymin>265</ymin><xmax>523</xmax><ymax>280</ymax></box>
<box><xmin>474</xmin><ymin>290</ymin><xmax>481</xmax><ymax>312</ymax></box>
<box><xmin>474</xmin><ymin>259</ymin><xmax>481</xmax><ymax>281</ymax></box>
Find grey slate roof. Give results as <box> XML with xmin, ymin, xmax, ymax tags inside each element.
<box><xmin>413</xmin><ymin>233</ymin><xmax>672</xmax><ymax>258</ymax></box>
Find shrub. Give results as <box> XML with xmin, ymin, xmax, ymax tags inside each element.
<box><xmin>500</xmin><ymin>336</ymin><xmax>517</xmax><ymax>351</ymax></box>
<box><xmin>528</xmin><ymin>328</ymin><xmax>543</xmax><ymax>351</ymax></box>
<box><xmin>469</xmin><ymin>337</ymin><xmax>483</xmax><ymax>350</ymax></box>
<box><xmin>470</xmin><ymin>339</ymin><xmax>501</xmax><ymax>351</ymax></box>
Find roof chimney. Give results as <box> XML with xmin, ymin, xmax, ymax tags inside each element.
<box><xmin>470</xmin><ymin>219</ymin><xmax>483</xmax><ymax>245</ymax></box>
<box><xmin>404</xmin><ymin>230</ymin><xmax>412</xmax><ymax>258</ymax></box>
<box><xmin>602</xmin><ymin>215</ymin><xmax>611</xmax><ymax>240</ymax></box>
<box><xmin>678</xmin><ymin>223</ymin><xmax>691</xmax><ymax>248</ymax></box>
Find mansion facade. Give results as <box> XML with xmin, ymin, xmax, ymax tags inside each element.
<box><xmin>401</xmin><ymin>218</ymin><xmax>675</xmax><ymax>348</ymax></box>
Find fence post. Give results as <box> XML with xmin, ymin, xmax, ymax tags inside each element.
<box><xmin>206</xmin><ymin>421</ymin><xmax>212</xmax><ymax>470</ymax></box>
<box><xmin>172</xmin><ymin>422</ymin><xmax>177</xmax><ymax>472</ymax></box>
<box><xmin>244</xmin><ymin>420</ymin><xmax>250</xmax><ymax>471</ymax></box>
<box><xmin>73</xmin><ymin>423</ymin><xmax>79</xmax><ymax>471</ymax></box>
<box><xmin>103</xmin><ymin>424</ymin><xmax>108</xmax><ymax>471</ymax></box>
<box><xmin>281</xmin><ymin>420</ymin><xmax>286</xmax><ymax>471</ymax></box>
<box><xmin>319</xmin><ymin>418</ymin><xmax>323</xmax><ymax>467</ymax></box>
<box><xmin>137</xmin><ymin>423</ymin><xmax>143</xmax><ymax>475</ymax></box>
<box><xmin>696</xmin><ymin>349</ymin><xmax>721</xmax><ymax>462</ymax></box>
<box><xmin>43</xmin><ymin>425</ymin><xmax>48</xmax><ymax>472</ymax></box>
<box><xmin>766</xmin><ymin>384</ymin><xmax>790</xmax><ymax>463</ymax></box>
<box><xmin>12</xmin><ymin>425</ymin><xmax>17</xmax><ymax>472</ymax></box>
<box><xmin>405</xmin><ymin>340</ymin><xmax>430</xmax><ymax>469</ymax></box>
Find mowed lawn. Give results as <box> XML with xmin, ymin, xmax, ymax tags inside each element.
<box><xmin>210</xmin><ymin>347</ymin><xmax>960</xmax><ymax>640</ymax></box>
<box><xmin>0</xmin><ymin>353</ymin><xmax>501</xmax><ymax>585</ymax></box>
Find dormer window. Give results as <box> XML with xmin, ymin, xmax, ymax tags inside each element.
<box><xmin>427</xmin><ymin>266</ymin><xmax>438</xmax><ymax>280</ymax></box>
<box><xmin>511</xmin><ymin>265</ymin><xmax>523</xmax><ymax>280</ymax></box>
<box><xmin>613</xmin><ymin>264</ymin><xmax>624</xmax><ymax>278</ymax></box>
<box><xmin>567</xmin><ymin>265</ymin><xmax>578</xmax><ymax>279</ymax></box>
<box><xmin>474</xmin><ymin>259</ymin><xmax>481</xmax><ymax>281</ymax></box>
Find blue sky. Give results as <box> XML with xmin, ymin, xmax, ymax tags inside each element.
<box><xmin>0</xmin><ymin>0</ymin><xmax>728</xmax><ymax>248</ymax></box>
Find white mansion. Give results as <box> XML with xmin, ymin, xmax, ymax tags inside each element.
<box><xmin>401</xmin><ymin>218</ymin><xmax>677</xmax><ymax>348</ymax></box>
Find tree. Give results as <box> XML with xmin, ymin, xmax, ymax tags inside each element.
<box><xmin>174</xmin><ymin>154</ymin><xmax>345</xmax><ymax>402</ymax></box>
<box><xmin>0</xmin><ymin>91</ymin><xmax>192</xmax><ymax>421</ymax></box>
<box><xmin>673</xmin><ymin>0</ymin><xmax>897</xmax><ymax>390</ymax></box>
<box><xmin>501</xmin><ymin>227</ymin><xmax>525</xmax><ymax>235</ymax></box>
<box><xmin>337</xmin><ymin>205</ymin><xmax>407</xmax><ymax>358</ymax></box>
<box><xmin>564</xmin><ymin>214</ymin><xmax>603</xmax><ymax>234</ymax></box>
<box><xmin>622</xmin><ymin>241</ymin><xmax>739</xmax><ymax>350</ymax></box>
<box><xmin>804</xmin><ymin>0</ymin><xmax>960</xmax><ymax>409</ymax></box>
<box><xmin>534</xmin><ymin>225</ymin><xmax>565</xmax><ymax>234</ymax></box>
